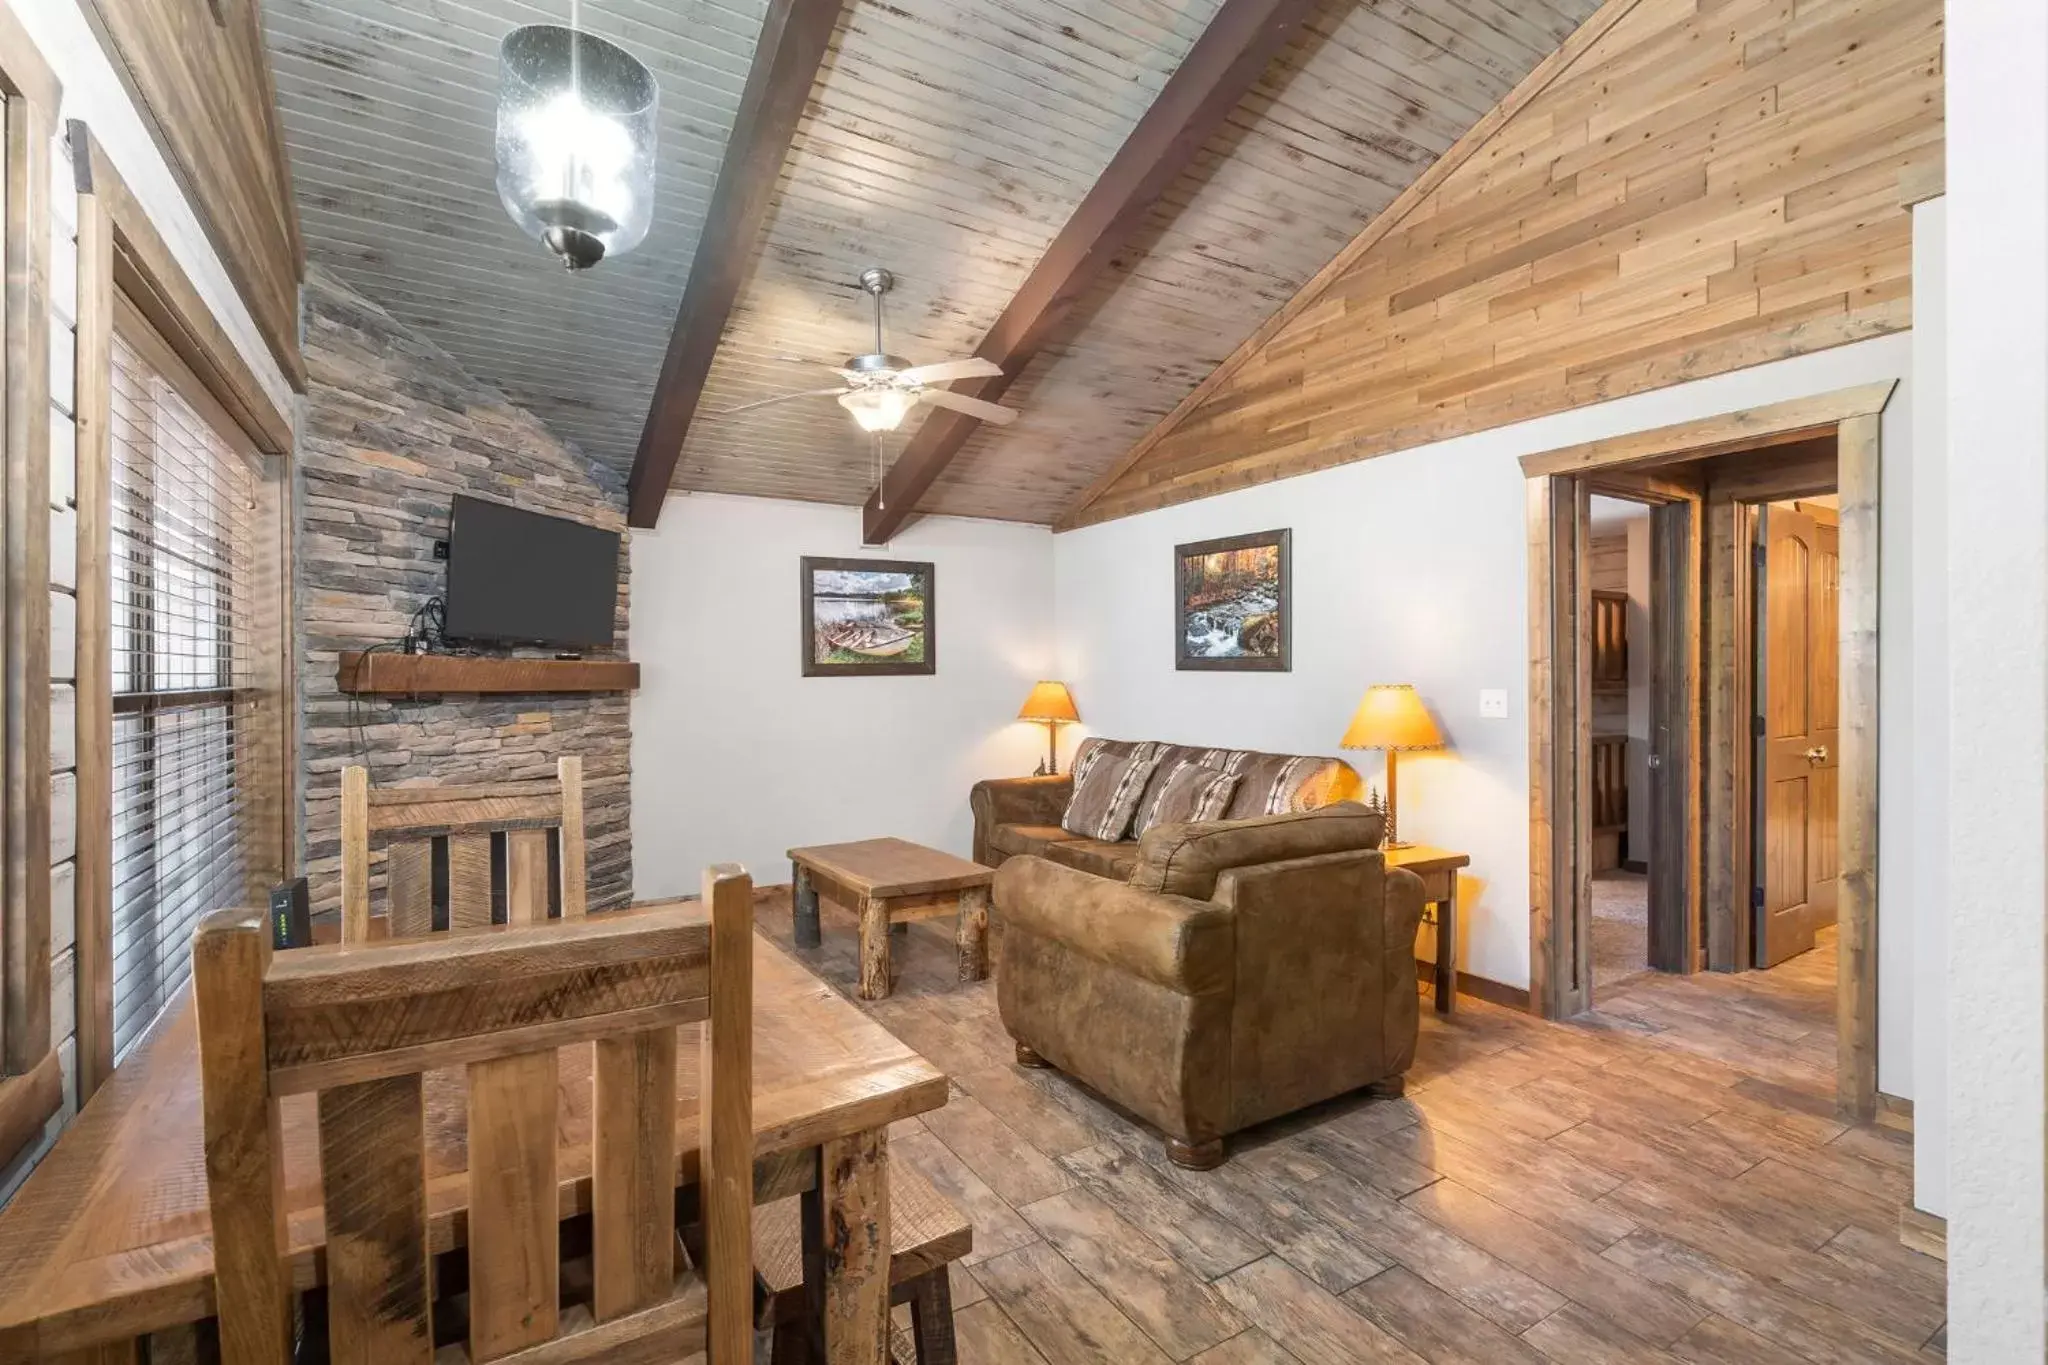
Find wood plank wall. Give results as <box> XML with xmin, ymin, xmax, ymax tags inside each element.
<box><xmin>0</xmin><ymin>70</ymin><xmax>81</xmax><ymax>1202</ymax></box>
<box><xmin>83</xmin><ymin>0</ymin><xmax>305</xmax><ymax>389</ymax></box>
<box><xmin>1066</xmin><ymin>0</ymin><xmax>1942</xmax><ymax>526</ymax></box>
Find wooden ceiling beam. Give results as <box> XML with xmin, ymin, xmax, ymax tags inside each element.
<box><xmin>625</xmin><ymin>0</ymin><xmax>847</xmax><ymax>529</ymax></box>
<box><xmin>859</xmin><ymin>0</ymin><xmax>1324</xmax><ymax>545</ymax></box>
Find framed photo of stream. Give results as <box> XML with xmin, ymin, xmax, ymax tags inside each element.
<box><xmin>1174</xmin><ymin>528</ymin><xmax>1291</xmax><ymax>672</ymax></box>
<box><xmin>801</xmin><ymin>556</ymin><xmax>937</xmax><ymax>677</ymax></box>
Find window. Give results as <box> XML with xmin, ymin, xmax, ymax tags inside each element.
<box><xmin>108</xmin><ymin>320</ymin><xmax>262</xmax><ymax>1058</ymax></box>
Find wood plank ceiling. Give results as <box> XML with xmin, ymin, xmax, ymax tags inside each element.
<box><xmin>264</xmin><ymin>0</ymin><xmax>1601</xmax><ymax>523</ymax></box>
<box><xmin>261</xmin><ymin>0</ymin><xmax>773</xmax><ymax>490</ymax></box>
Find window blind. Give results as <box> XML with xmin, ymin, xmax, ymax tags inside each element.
<box><xmin>109</xmin><ymin>328</ymin><xmax>261</xmax><ymax>1059</ymax></box>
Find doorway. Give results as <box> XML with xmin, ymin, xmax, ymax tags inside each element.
<box><xmin>1585</xmin><ymin>495</ymin><xmax>1655</xmax><ymax>992</ymax></box>
<box><xmin>1523</xmin><ymin>381</ymin><xmax>1890</xmax><ymax>1119</ymax></box>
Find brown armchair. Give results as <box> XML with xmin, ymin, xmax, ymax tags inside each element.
<box><xmin>992</xmin><ymin>804</ymin><xmax>1424</xmax><ymax>1169</ymax></box>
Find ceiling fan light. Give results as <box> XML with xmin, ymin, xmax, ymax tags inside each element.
<box><xmin>838</xmin><ymin>387</ymin><xmax>914</xmax><ymax>432</ymax></box>
<box><xmin>496</xmin><ymin>25</ymin><xmax>658</xmax><ymax>269</ymax></box>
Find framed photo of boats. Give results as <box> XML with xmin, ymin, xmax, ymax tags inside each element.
<box><xmin>1175</xmin><ymin>528</ymin><xmax>1291</xmax><ymax>671</ymax></box>
<box><xmin>801</xmin><ymin>556</ymin><xmax>937</xmax><ymax>677</ymax></box>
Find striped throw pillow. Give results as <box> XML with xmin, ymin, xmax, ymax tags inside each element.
<box><xmin>1134</xmin><ymin>761</ymin><xmax>1240</xmax><ymax>836</ymax></box>
<box><xmin>1061</xmin><ymin>744</ymin><xmax>1163</xmax><ymax>841</ymax></box>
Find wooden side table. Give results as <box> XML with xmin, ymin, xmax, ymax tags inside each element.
<box><xmin>1384</xmin><ymin>844</ymin><xmax>1469</xmax><ymax>1014</ymax></box>
<box><xmin>788</xmin><ymin>837</ymin><xmax>995</xmax><ymax>1000</ymax></box>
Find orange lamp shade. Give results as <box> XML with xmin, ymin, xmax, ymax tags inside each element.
<box><xmin>1340</xmin><ymin>683</ymin><xmax>1443</xmax><ymax>751</ymax></box>
<box><xmin>1017</xmin><ymin>680</ymin><xmax>1080</xmax><ymax>724</ymax></box>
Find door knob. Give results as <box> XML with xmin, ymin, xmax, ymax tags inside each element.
<box><xmin>1804</xmin><ymin>745</ymin><xmax>1829</xmax><ymax>763</ymax></box>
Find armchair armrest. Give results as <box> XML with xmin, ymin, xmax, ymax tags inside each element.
<box><xmin>970</xmin><ymin>774</ymin><xmax>1072</xmax><ymax>863</ymax></box>
<box><xmin>992</xmin><ymin>856</ymin><xmax>1232</xmax><ymax>995</ymax></box>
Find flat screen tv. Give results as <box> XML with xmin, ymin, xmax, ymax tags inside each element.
<box><xmin>443</xmin><ymin>495</ymin><xmax>619</xmax><ymax>649</ymax></box>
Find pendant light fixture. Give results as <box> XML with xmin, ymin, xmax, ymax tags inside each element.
<box><xmin>495</xmin><ymin>18</ymin><xmax>658</xmax><ymax>270</ymax></box>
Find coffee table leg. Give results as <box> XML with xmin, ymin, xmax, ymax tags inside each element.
<box><xmin>957</xmin><ymin>885</ymin><xmax>990</xmax><ymax>982</ymax></box>
<box><xmin>858</xmin><ymin>896</ymin><xmax>891</xmax><ymax>1000</ymax></box>
<box><xmin>793</xmin><ymin>863</ymin><xmax>820</xmax><ymax>949</ymax></box>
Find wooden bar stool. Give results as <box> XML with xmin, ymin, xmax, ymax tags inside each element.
<box><xmin>753</xmin><ymin>1160</ymin><xmax>972</xmax><ymax>1364</ymax></box>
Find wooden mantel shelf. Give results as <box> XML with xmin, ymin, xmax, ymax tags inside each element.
<box><xmin>337</xmin><ymin>651</ymin><xmax>640</xmax><ymax>696</ymax></box>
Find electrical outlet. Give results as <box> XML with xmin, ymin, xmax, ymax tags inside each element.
<box><xmin>1479</xmin><ymin>688</ymin><xmax>1509</xmax><ymax>719</ymax></box>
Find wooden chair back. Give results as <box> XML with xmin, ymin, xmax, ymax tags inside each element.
<box><xmin>339</xmin><ymin>756</ymin><xmax>587</xmax><ymax>943</ymax></box>
<box><xmin>194</xmin><ymin>867</ymin><xmax>756</xmax><ymax>1365</ymax></box>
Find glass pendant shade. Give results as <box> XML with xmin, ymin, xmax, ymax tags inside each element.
<box><xmin>838</xmin><ymin>387</ymin><xmax>916</xmax><ymax>433</ymax></box>
<box><xmin>496</xmin><ymin>25</ymin><xmax>658</xmax><ymax>269</ymax></box>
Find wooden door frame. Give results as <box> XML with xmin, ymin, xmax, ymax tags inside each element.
<box><xmin>1521</xmin><ymin>382</ymin><xmax>1892</xmax><ymax>1121</ymax></box>
<box><xmin>1527</xmin><ymin>469</ymin><xmax>1702</xmax><ymax>1021</ymax></box>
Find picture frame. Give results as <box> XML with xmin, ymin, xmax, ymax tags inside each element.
<box><xmin>1174</xmin><ymin>528</ymin><xmax>1291</xmax><ymax>671</ymax></box>
<box><xmin>801</xmin><ymin>556</ymin><xmax>937</xmax><ymax>677</ymax></box>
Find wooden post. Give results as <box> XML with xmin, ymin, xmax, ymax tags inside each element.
<box><xmin>72</xmin><ymin>125</ymin><xmax>115</xmax><ymax>1101</ymax></box>
<box><xmin>340</xmin><ymin>766</ymin><xmax>370</xmax><ymax>944</ymax></box>
<box><xmin>821</xmin><ymin>1127</ymin><xmax>890</xmax><ymax>1363</ymax></box>
<box><xmin>956</xmin><ymin>885</ymin><xmax>989</xmax><ymax>983</ymax></box>
<box><xmin>701</xmin><ymin>864</ymin><xmax>755</xmax><ymax>1362</ymax></box>
<box><xmin>192</xmin><ymin>909</ymin><xmax>292</xmax><ymax>1364</ymax></box>
<box><xmin>1836</xmin><ymin>412</ymin><xmax>1881</xmax><ymax>1122</ymax></box>
<box><xmin>857</xmin><ymin>896</ymin><xmax>890</xmax><ymax>1001</ymax></box>
<box><xmin>792</xmin><ymin>862</ymin><xmax>820</xmax><ymax>949</ymax></box>
<box><xmin>558</xmin><ymin>755</ymin><xmax>587</xmax><ymax>918</ymax></box>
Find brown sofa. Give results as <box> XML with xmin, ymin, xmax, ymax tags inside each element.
<box><xmin>990</xmin><ymin>801</ymin><xmax>1425</xmax><ymax>1169</ymax></box>
<box><xmin>970</xmin><ymin>738</ymin><xmax>1364</xmax><ymax>877</ymax></box>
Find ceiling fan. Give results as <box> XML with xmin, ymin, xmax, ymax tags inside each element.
<box><xmin>716</xmin><ymin>267</ymin><xmax>1020</xmax><ymax>434</ymax></box>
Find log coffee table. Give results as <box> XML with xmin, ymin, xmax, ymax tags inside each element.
<box><xmin>788</xmin><ymin>837</ymin><xmax>995</xmax><ymax>1000</ymax></box>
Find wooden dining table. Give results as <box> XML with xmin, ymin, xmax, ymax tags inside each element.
<box><xmin>0</xmin><ymin>917</ymin><xmax>947</xmax><ymax>1363</ymax></box>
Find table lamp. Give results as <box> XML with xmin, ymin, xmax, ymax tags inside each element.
<box><xmin>1017</xmin><ymin>681</ymin><xmax>1080</xmax><ymax>775</ymax></box>
<box><xmin>1340</xmin><ymin>683</ymin><xmax>1444</xmax><ymax>847</ymax></box>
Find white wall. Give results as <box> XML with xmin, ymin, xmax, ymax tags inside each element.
<box><xmin>1055</xmin><ymin>334</ymin><xmax>1919</xmax><ymax>1011</ymax></box>
<box><xmin>1943</xmin><ymin>1</ymin><xmax>2046</xmax><ymax>1353</ymax></box>
<box><xmin>1908</xmin><ymin>196</ymin><xmax>1946</xmax><ymax>1221</ymax></box>
<box><xmin>631</xmin><ymin>495</ymin><xmax>1055</xmax><ymax>898</ymax></box>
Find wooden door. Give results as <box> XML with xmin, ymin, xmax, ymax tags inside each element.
<box><xmin>1754</xmin><ymin>505</ymin><xmax>1840</xmax><ymax>966</ymax></box>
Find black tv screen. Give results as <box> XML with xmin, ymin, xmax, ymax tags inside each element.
<box><xmin>443</xmin><ymin>495</ymin><xmax>619</xmax><ymax>649</ymax></box>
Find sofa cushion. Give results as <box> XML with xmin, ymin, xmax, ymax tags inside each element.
<box><xmin>989</xmin><ymin>823</ymin><xmax>1078</xmax><ymax>860</ymax></box>
<box><xmin>1061</xmin><ymin>744</ymin><xmax>1163</xmax><ymax>840</ymax></box>
<box><xmin>1068</xmin><ymin>736</ymin><xmax>1151</xmax><ymax>779</ymax></box>
<box><xmin>1134</xmin><ymin>761</ymin><xmax>1240</xmax><ymax>836</ymax></box>
<box><xmin>1218</xmin><ymin>752</ymin><xmax>1355</xmax><ymax>821</ymax></box>
<box><xmin>1042</xmin><ymin>838</ymin><xmax>1141</xmax><ymax>881</ymax></box>
<box><xmin>1129</xmin><ymin>802</ymin><xmax>1384</xmax><ymax>900</ymax></box>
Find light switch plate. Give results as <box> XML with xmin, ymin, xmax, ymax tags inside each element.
<box><xmin>1479</xmin><ymin>688</ymin><xmax>1509</xmax><ymax>719</ymax></box>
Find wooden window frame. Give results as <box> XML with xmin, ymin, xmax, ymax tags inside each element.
<box><xmin>0</xmin><ymin>2</ymin><xmax>62</xmax><ymax>1168</ymax></box>
<box><xmin>70</xmin><ymin>123</ymin><xmax>294</xmax><ymax>1106</ymax></box>
<box><xmin>1522</xmin><ymin>383</ymin><xmax>1892</xmax><ymax>1121</ymax></box>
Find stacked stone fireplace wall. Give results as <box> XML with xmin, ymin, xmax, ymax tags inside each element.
<box><xmin>297</xmin><ymin>270</ymin><xmax>632</xmax><ymax>915</ymax></box>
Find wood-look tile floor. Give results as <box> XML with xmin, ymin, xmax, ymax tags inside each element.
<box><xmin>754</xmin><ymin>892</ymin><xmax>1943</xmax><ymax>1364</ymax></box>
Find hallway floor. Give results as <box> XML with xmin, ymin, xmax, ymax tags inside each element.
<box><xmin>756</xmin><ymin>888</ymin><xmax>1938</xmax><ymax>1363</ymax></box>
<box><xmin>1591</xmin><ymin>869</ymin><xmax>1650</xmax><ymax>991</ymax></box>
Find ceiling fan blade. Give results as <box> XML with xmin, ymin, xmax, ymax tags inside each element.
<box><xmin>896</xmin><ymin>357</ymin><xmax>1003</xmax><ymax>386</ymax></box>
<box><xmin>713</xmin><ymin>387</ymin><xmax>849</xmax><ymax>416</ymax></box>
<box><xmin>917</xmin><ymin>387</ymin><xmax>1019</xmax><ymax>426</ymax></box>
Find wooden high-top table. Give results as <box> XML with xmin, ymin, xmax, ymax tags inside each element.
<box><xmin>789</xmin><ymin>838</ymin><xmax>994</xmax><ymax>1001</ymax></box>
<box><xmin>0</xmin><ymin>920</ymin><xmax>947</xmax><ymax>1363</ymax></box>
